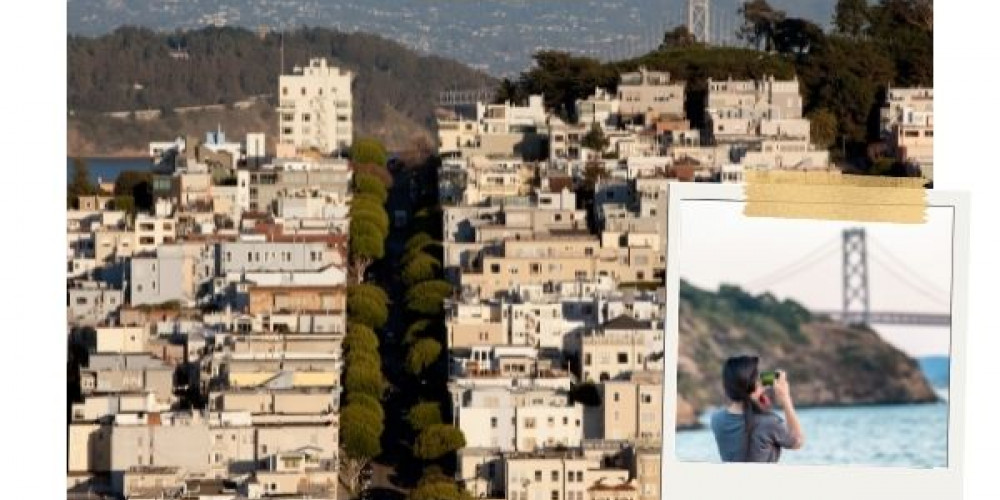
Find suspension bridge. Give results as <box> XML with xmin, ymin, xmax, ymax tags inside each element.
<box><xmin>745</xmin><ymin>228</ymin><xmax>952</xmax><ymax>327</ymax></box>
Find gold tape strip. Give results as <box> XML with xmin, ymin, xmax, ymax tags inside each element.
<box><xmin>743</xmin><ymin>171</ymin><xmax>927</xmax><ymax>223</ymax></box>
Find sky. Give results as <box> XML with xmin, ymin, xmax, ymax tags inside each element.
<box><xmin>677</xmin><ymin>201</ymin><xmax>954</xmax><ymax>358</ymax></box>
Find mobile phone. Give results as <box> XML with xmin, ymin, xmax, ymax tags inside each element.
<box><xmin>760</xmin><ymin>371</ymin><xmax>779</xmax><ymax>386</ymax></box>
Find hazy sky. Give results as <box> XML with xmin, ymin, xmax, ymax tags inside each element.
<box><xmin>678</xmin><ymin>201</ymin><xmax>954</xmax><ymax>357</ymax></box>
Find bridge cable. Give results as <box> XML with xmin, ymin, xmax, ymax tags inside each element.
<box><xmin>868</xmin><ymin>236</ymin><xmax>952</xmax><ymax>300</ymax></box>
<box><xmin>744</xmin><ymin>238</ymin><xmax>840</xmax><ymax>291</ymax></box>
<box><xmin>868</xmin><ymin>253</ymin><xmax>951</xmax><ymax>308</ymax></box>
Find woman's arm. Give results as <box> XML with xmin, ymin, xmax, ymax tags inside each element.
<box><xmin>774</xmin><ymin>370</ymin><xmax>805</xmax><ymax>449</ymax></box>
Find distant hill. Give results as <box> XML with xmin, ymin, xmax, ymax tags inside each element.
<box><xmin>67</xmin><ymin>26</ymin><xmax>495</xmax><ymax>155</ymax></box>
<box><xmin>67</xmin><ymin>1</ymin><xmax>843</xmax><ymax>76</ymax></box>
<box><xmin>676</xmin><ymin>281</ymin><xmax>938</xmax><ymax>429</ymax></box>
<box><xmin>918</xmin><ymin>356</ymin><xmax>950</xmax><ymax>389</ymax></box>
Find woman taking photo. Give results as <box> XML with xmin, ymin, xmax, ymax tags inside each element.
<box><xmin>710</xmin><ymin>355</ymin><xmax>806</xmax><ymax>463</ymax></box>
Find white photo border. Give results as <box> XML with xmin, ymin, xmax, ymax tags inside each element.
<box><xmin>661</xmin><ymin>183</ymin><xmax>969</xmax><ymax>500</ymax></box>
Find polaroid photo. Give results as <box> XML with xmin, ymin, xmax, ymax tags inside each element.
<box><xmin>663</xmin><ymin>182</ymin><xmax>968</xmax><ymax>499</ymax></box>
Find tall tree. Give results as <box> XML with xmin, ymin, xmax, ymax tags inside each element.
<box><xmin>834</xmin><ymin>0</ymin><xmax>870</xmax><ymax>38</ymax></box>
<box><xmin>413</xmin><ymin>424</ymin><xmax>466</xmax><ymax>461</ymax></box>
<box><xmin>406</xmin><ymin>338</ymin><xmax>443</xmax><ymax>376</ymax></box>
<box><xmin>660</xmin><ymin>26</ymin><xmax>698</xmax><ymax>49</ymax></box>
<box><xmin>738</xmin><ymin>0</ymin><xmax>786</xmax><ymax>52</ymax></box>
<box><xmin>340</xmin><ymin>402</ymin><xmax>383</xmax><ymax>493</ymax></box>
<box><xmin>68</xmin><ymin>157</ymin><xmax>95</xmax><ymax>202</ymax></box>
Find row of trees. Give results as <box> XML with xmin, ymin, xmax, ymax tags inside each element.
<box><xmin>494</xmin><ymin>0</ymin><xmax>933</xmax><ymax>170</ymax></box>
<box><xmin>340</xmin><ymin>140</ymin><xmax>393</xmax><ymax>494</ymax></box>
<box><xmin>396</xmin><ymin>157</ymin><xmax>470</xmax><ymax>500</ymax></box>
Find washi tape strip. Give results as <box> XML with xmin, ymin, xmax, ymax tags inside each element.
<box><xmin>744</xmin><ymin>170</ymin><xmax>927</xmax><ymax>223</ymax></box>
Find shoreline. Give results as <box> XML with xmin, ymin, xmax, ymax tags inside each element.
<box><xmin>675</xmin><ymin>396</ymin><xmax>946</xmax><ymax>432</ymax></box>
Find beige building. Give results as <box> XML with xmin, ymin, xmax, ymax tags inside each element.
<box><xmin>453</xmin><ymin>385</ymin><xmax>584</xmax><ymax>452</ymax></box>
<box><xmin>618</xmin><ymin>67</ymin><xmax>685</xmax><ymax>121</ymax></box>
<box><xmin>504</xmin><ymin>450</ymin><xmax>630</xmax><ymax>500</ymax></box>
<box><xmin>597</xmin><ymin>371</ymin><xmax>663</xmax><ymax>442</ymax></box>
<box><xmin>706</xmin><ymin>76</ymin><xmax>808</xmax><ymax>143</ymax></box>
<box><xmin>579</xmin><ymin>316</ymin><xmax>663</xmax><ymax>383</ymax></box>
<box><xmin>278</xmin><ymin>58</ymin><xmax>354</xmax><ymax>155</ymax></box>
<box><xmin>881</xmin><ymin>86</ymin><xmax>934</xmax><ymax>180</ymax></box>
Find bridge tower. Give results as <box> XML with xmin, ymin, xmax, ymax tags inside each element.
<box><xmin>688</xmin><ymin>0</ymin><xmax>711</xmax><ymax>44</ymax></box>
<box><xmin>842</xmin><ymin>228</ymin><xmax>870</xmax><ymax>325</ymax></box>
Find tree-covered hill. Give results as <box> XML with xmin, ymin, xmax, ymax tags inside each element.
<box><xmin>495</xmin><ymin>0</ymin><xmax>932</xmax><ymax>171</ymax></box>
<box><xmin>68</xmin><ymin>26</ymin><xmax>495</xmax><ymax>154</ymax></box>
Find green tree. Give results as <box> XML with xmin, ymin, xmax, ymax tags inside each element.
<box><xmin>344</xmin><ymin>364</ymin><xmax>387</xmax><ymax>397</ymax></box>
<box><xmin>354</xmin><ymin>162</ymin><xmax>393</xmax><ymax>187</ymax></box>
<box><xmin>404</xmin><ymin>319</ymin><xmax>432</xmax><ymax>344</ymax></box>
<box><xmin>347</xmin><ymin>293</ymin><xmax>388</xmax><ymax>330</ymax></box>
<box><xmin>352</xmin><ymin>210</ymin><xmax>390</xmax><ymax>237</ymax></box>
<box><xmin>351</xmin><ymin>137</ymin><xmax>389</xmax><ymax>166</ymax></box>
<box><xmin>402</xmin><ymin>252</ymin><xmax>441</xmax><ymax>286</ymax></box>
<box><xmin>340</xmin><ymin>402</ymin><xmax>383</xmax><ymax>493</ymax></box>
<box><xmin>346</xmin><ymin>392</ymin><xmax>385</xmax><ymax>422</ymax></box>
<box><xmin>112</xmin><ymin>195</ymin><xmax>136</xmax><ymax>214</ymax></box>
<box><xmin>345</xmin><ymin>322</ymin><xmax>380</xmax><ymax>351</ymax></box>
<box><xmin>349</xmin><ymin>283</ymin><xmax>390</xmax><ymax>305</ymax></box>
<box><xmin>409</xmin><ymin>477</ymin><xmax>473</xmax><ymax>500</ymax></box>
<box><xmin>660</xmin><ymin>25</ymin><xmax>698</xmax><ymax>49</ymax></box>
<box><xmin>406</xmin><ymin>338</ymin><xmax>443</xmax><ymax>375</ymax></box>
<box><xmin>738</xmin><ymin>0</ymin><xmax>786</xmax><ymax>51</ymax></box>
<box><xmin>807</xmin><ymin>108</ymin><xmax>838</xmax><ymax>149</ymax></box>
<box><xmin>772</xmin><ymin>18</ymin><xmax>824</xmax><ymax>55</ymax></box>
<box><xmin>405</xmin><ymin>280</ymin><xmax>453</xmax><ymax>316</ymax></box>
<box><xmin>349</xmin><ymin>220</ymin><xmax>387</xmax><ymax>280</ymax></box>
<box><xmin>354</xmin><ymin>172</ymin><xmax>389</xmax><ymax>203</ymax></box>
<box><xmin>834</xmin><ymin>0</ymin><xmax>870</xmax><ymax>38</ymax></box>
<box><xmin>346</xmin><ymin>348</ymin><xmax>382</xmax><ymax>371</ymax></box>
<box><xmin>68</xmin><ymin>157</ymin><xmax>95</xmax><ymax>201</ymax></box>
<box><xmin>580</xmin><ymin>122</ymin><xmax>609</xmax><ymax>151</ymax></box>
<box><xmin>407</xmin><ymin>402</ymin><xmax>443</xmax><ymax>432</ymax></box>
<box><xmin>405</xmin><ymin>232</ymin><xmax>437</xmax><ymax>255</ymax></box>
<box><xmin>413</xmin><ymin>424</ymin><xmax>466</xmax><ymax>461</ymax></box>
<box><xmin>113</xmin><ymin>170</ymin><xmax>154</xmax><ymax>211</ymax></box>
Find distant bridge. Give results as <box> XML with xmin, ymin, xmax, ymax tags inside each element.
<box><xmin>747</xmin><ymin>228</ymin><xmax>951</xmax><ymax>328</ymax></box>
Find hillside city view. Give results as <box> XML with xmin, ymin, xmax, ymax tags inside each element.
<box><xmin>68</xmin><ymin>0</ymin><xmax>839</xmax><ymax>75</ymax></box>
<box><xmin>65</xmin><ymin>1</ymin><xmax>936</xmax><ymax>500</ymax></box>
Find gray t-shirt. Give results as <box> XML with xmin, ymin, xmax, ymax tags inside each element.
<box><xmin>710</xmin><ymin>409</ymin><xmax>797</xmax><ymax>463</ymax></box>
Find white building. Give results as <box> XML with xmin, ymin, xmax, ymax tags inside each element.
<box><xmin>454</xmin><ymin>386</ymin><xmax>584</xmax><ymax>452</ymax></box>
<box><xmin>278</xmin><ymin>58</ymin><xmax>354</xmax><ymax>155</ymax></box>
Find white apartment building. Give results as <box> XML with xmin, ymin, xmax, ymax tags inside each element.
<box><xmin>618</xmin><ymin>67</ymin><xmax>685</xmax><ymax>121</ymax></box>
<box><xmin>454</xmin><ymin>386</ymin><xmax>584</xmax><ymax>452</ymax></box>
<box><xmin>881</xmin><ymin>86</ymin><xmax>934</xmax><ymax>180</ymax></box>
<box><xmin>706</xmin><ymin>76</ymin><xmax>808</xmax><ymax>143</ymax></box>
<box><xmin>278</xmin><ymin>58</ymin><xmax>354</xmax><ymax>155</ymax></box>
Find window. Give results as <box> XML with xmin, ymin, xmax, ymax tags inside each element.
<box><xmin>584</xmin><ymin>354</ymin><xmax>592</xmax><ymax>366</ymax></box>
<box><xmin>75</xmin><ymin>297</ymin><xmax>88</xmax><ymax>305</ymax></box>
<box><xmin>535</xmin><ymin>471</ymin><xmax>542</xmax><ymax>482</ymax></box>
<box><xmin>282</xmin><ymin>87</ymin><xmax>288</xmax><ymax>96</ymax></box>
<box><xmin>491</xmin><ymin>417</ymin><xmax>498</xmax><ymax>428</ymax></box>
<box><xmin>613</xmin><ymin>392</ymin><xmax>620</xmax><ymax>402</ymax></box>
<box><xmin>525</xmin><ymin>417</ymin><xmax>536</xmax><ymax>429</ymax></box>
<box><xmin>618</xmin><ymin>353</ymin><xmax>629</xmax><ymax>364</ymax></box>
<box><xmin>551</xmin><ymin>491</ymin><xmax>559</xmax><ymax>500</ymax></box>
<box><xmin>642</xmin><ymin>394</ymin><xmax>653</xmax><ymax>404</ymax></box>
<box><xmin>301</xmin><ymin>87</ymin><xmax>307</xmax><ymax>96</ymax></box>
<box><xmin>490</xmin><ymin>264</ymin><xmax>501</xmax><ymax>274</ymax></box>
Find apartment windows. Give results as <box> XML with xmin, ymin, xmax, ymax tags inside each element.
<box><xmin>618</xmin><ymin>352</ymin><xmax>629</xmax><ymax>364</ymax></box>
<box><xmin>642</xmin><ymin>394</ymin><xmax>653</xmax><ymax>404</ymax></box>
<box><xmin>547</xmin><ymin>416</ymin><xmax>555</xmax><ymax>427</ymax></box>
<box><xmin>490</xmin><ymin>264</ymin><xmax>501</xmax><ymax>274</ymax></box>
<box><xmin>551</xmin><ymin>491</ymin><xmax>559</xmax><ymax>500</ymax></box>
<box><xmin>282</xmin><ymin>113</ymin><xmax>294</xmax><ymax>121</ymax></box>
<box><xmin>551</xmin><ymin>471</ymin><xmax>559</xmax><ymax>482</ymax></box>
<box><xmin>525</xmin><ymin>417</ymin><xmax>537</xmax><ymax>429</ymax></box>
<box><xmin>283</xmin><ymin>127</ymin><xmax>293</xmax><ymax>135</ymax></box>
<box><xmin>302</xmin><ymin>113</ymin><xmax>311</xmax><ymax>122</ymax></box>
<box><xmin>535</xmin><ymin>471</ymin><xmax>542</xmax><ymax>482</ymax></box>
<box><xmin>562</xmin><ymin>416</ymin><xmax>569</xmax><ymax>425</ymax></box>
<box><xmin>301</xmin><ymin>87</ymin><xmax>307</xmax><ymax>96</ymax></box>
<box><xmin>530</xmin><ymin>263</ymin><xmax>541</xmax><ymax>274</ymax></box>
<box><xmin>584</xmin><ymin>354</ymin><xmax>592</xmax><ymax>366</ymax></box>
<box><xmin>491</xmin><ymin>417</ymin><xmax>498</xmax><ymax>428</ymax></box>
<box><xmin>613</xmin><ymin>392</ymin><xmax>620</xmax><ymax>402</ymax></box>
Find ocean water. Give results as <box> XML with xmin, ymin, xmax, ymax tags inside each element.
<box><xmin>67</xmin><ymin>157</ymin><xmax>155</xmax><ymax>185</ymax></box>
<box><xmin>675</xmin><ymin>400</ymin><xmax>949</xmax><ymax>468</ymax></box>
